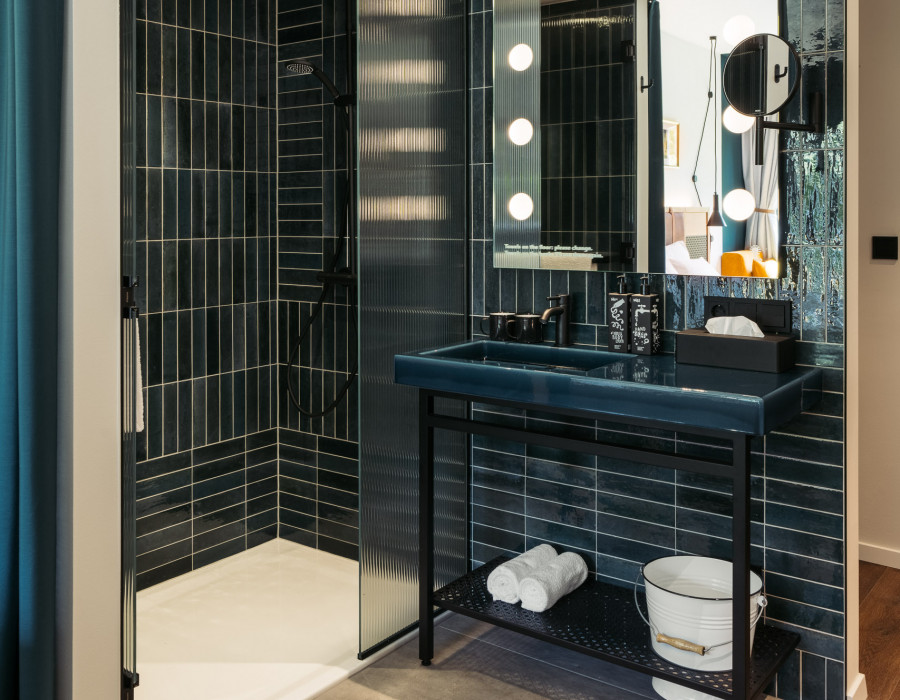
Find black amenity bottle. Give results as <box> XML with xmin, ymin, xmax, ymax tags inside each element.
<box><xmin>608</xmin><ymin>274</ymin><xmax>632</xmax><ymax>353</ymax></box>
<box><xmin>631</xmin><ymin>275</ymin><xmax>661</xmax><ymax>355</ymax></box>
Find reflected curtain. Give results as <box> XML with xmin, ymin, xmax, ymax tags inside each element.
<box><xmin>741</xmin><ymin>125</ymin><xmax>779</xmax><ymax>259</ymax></box>
<box><xmin>647</xmin><ymin>0</ymin><xmax>665</xmax><ymax>271</ymax></box>
<box><xmin>0</xmin><ymin>0</ymin><xmax>66</xmax><ymax>697</ymax></box>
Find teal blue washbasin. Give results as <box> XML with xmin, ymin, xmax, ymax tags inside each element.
<box><xmin>427</xmin><ymin>342</ymin><xmax>627</xmax><ymax>376</ymax></box>
<box><xmin>394</xmin><ymin>341</ymin><xmax>822</xmax><ymax>435</ymax></box>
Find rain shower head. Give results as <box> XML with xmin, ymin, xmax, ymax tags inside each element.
<box><xmin>285</xmin><ymin>60</ymin><xmax>342</xmax><ymax>103</ymax></box>
<box><xmin>286</xmin><ymin>60</ymin><xmax>316</xmax><ymax>76</ymax></box>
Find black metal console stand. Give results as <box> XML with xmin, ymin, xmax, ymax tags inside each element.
<box><xmin>416</xmin><ymin>388</ymin><xmax>799</xmax><ymax>700</ymax></box>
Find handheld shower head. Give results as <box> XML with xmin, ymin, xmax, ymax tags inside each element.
<box><xmin>285</xmin><ymin>60</ymin><xmax>342</xmax><ymax>103</ymax></box>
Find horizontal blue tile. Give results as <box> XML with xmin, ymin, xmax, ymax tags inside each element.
<box><xmin>766</xmin><ymin>525</ymin><xmax>843</xmax><ymax>563</ymax></box>
<box><xmin>137</xmin><ymin>521</ymin><xmax>192</xmax><ymax>557</ymax></box>
<box><xmin>194</xmin><ymin>469</ymin><xmax>245</xmax><ymax>501</ymax></box>
<box><xmin>193</xmin><ymin>436</ymin><xmax>244</xmax><ymax>465</ymax></box>
<box><xmin>248</xmin><ymin>492</ymin><xmax>277</xmax><ymax>517</ymax></box>
<box><xmin>281</xmin><ymin>475</ymin><xmax>315</xmax><ymax>500</ymax></box>
<box><xmin>472</xmin><ymin>505</ymin><xmax>525</xmax><ymax>534</ymax></box>
<box><xmin>318</xmin><ymin>519</ymin><xmax>356</xmax><ymax>544</ymax></box>
<box><xmin>137</xmin><ymin>503</ymin><xmax>191</xmax><ymax>538</ymax></box>
<box><xmin>137</xmin><ymin>556</ymin><xmax>192</xmax><ymax>591</ymax></box>
<box><xmin>472</xmin><ymin>448</ymin><xmax>526</xmax><ymax>476</ymax></box>
<box><xmin>138</xmin><ymin>537</ymin><xmax>192</xmax><ymax>574</ymax></box>
<box><xmin>194</xmin><ymin>486</ymin><xmax>244</xmax><ymax>518</ymax></box>
<box><xmin>137</xmin><ymin>485</ymin><xmax>191</xmax><ymax>520</ymax></box>
<box><xmin>472</xmin><ymin>465</ymin><xmax>525</xmax><ymax>495</ymax></box>
<box><xmin>526</xmin><ymin>477</ymin><xmax>594</xmax><ymax>510</ymax></box>
<box><xmin>765</xmin><ymin>572</ymin><xmax>843</xmax><ymax>612</ymax></box>
<box><xmin>280</xmin><ymin>505</ymin><xmax>316</xmax><ymax>531</ymax></box>
<box><xmin>194</xmin><ymin>520</ymin><xmax>245</xmax><ymax>554</ymax></box>
<box><xmin>527</xmin><ymin>496</ymin><xmax>596</xmax><ymax>531</ymax></box>
<box><xmin>137</xmin><ymin>467</ymin><xmax>191</xmax><ymax>502</ymax></box>
<box><xmin>193</xmin><ymin>535</ymin><xmax>245</xmax><ymax>569</ymax></box>
<box><xmin>193</xmin><ymin>453</ymin><xmax>244</xmax><ymax>483</ymax></box>
<box><xmin>766</xmin><ymin>455</ymin><xmax>843</xmax><ymax>491</ymax></box>
<box><xmin>318</xmin><ymin>485</ymin><xmax>357</xmax><ymax>511</ymax></box>
<box><xmin>247</xmin><ymin>460</ymin><xmax>277</xmax><ymax>484</ymax></box>
<box><xmin>281</xmin><ymin>459</ymin><xmax>316</xmax><ymax>483</ymax></box>
<box><xmin>473</xmin><ymin>523</ymin><xmax>526</xmax><ymax>553</ymax></box>
<box><xmin>597</xmin><ymin>491</ymin><xmax>674</xmax><ymax>527</ymax></box>
<box><xmin>319</xmin><ymin>535</ymin><xmax>358</xmax><ymax>561</ymax></box>
<box><xmin>137</xmin><ymin>451</ymin><xmax>191</xmax><ymax>481</ymax></box>
<box><xmin>767</xmin><ymin>619</ymin><xmax>843</xmax><ymax>660</ymax></box>
<box><xmin>247</xmin><ymin>524</ymin><xmax>278</xmax><ymax>549</ymax></box>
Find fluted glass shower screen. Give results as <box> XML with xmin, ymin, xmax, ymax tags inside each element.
<box><xmin>357</xmin><ymin>0</ymin><xmax>469</xmax><ymax>656</ymax></box>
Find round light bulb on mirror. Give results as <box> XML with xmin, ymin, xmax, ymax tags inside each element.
<box><xmin>508</xmin><ymin>44</ymin><xmax>534</xmax><ymax>72</ymax></box>
<box><xmin>507</xmin><ymin>118</ymin><xmax>534</xmax><ymax>145</ymax></box>
<box><xmin>723</xmin><ymin>188</ymin><xmax>756</xmax><ymax>221</ymax></box>
<box><xmin>508</xmin><ymin>193</ymin><xmax>534</xmax><ymax>221</ymax></box>
<box><xmin>723</xmin><ymin>105</ymin><xmax>755</xmax><ymax>134</ymax></box>
<box><xmin>723</xmin><ymin>15</ymin><xmax>756</xmax><ymax>47</ymax></box>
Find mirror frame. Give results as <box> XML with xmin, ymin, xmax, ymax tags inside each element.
<box><xmin>723</xmin><ymin>32</ymin><xmax>802</xmax><ymax>117</ymax></box>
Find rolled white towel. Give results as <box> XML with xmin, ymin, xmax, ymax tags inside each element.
<box><xmin>486</xmin><ymin>544</ymin><xmax>557</xmax><ymax>604</ymax></box>
<box><xmin>519</xmin><ymin>552</ymin><xmax>588</xmax><ymax>612</ymax></box>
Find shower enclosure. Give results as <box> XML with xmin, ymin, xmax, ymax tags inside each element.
<box><xmin>120</xmin><ymin>0</ymin><xmax>468</xmax><ymax>694</ymax></box>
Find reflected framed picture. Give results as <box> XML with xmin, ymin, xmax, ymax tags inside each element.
<box><xmin>663</xmin><ymin>120</ymin><xmax>680</xmax><ymax>168</ymax></box>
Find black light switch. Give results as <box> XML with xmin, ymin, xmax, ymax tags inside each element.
<box><xmin>873</xmin><ymin>236</ymin><xmax>899</xmax><ymax>261</ymax></box>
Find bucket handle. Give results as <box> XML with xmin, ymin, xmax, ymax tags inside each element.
<box><xmin>633</xmin><ymin>571</ymin><xmax>768</xmax><ymax>657</ymax></box>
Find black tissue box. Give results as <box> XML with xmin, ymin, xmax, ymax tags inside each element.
<box><xmin>675</xmin><ymin>329</ymin><xmax>795</xmax><ymax>373</ymax></box>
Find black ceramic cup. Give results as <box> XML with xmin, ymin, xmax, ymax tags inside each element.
<box><xmin>514</xmin><ymin>314</ymin><xmax>543</xmax><ymax>344</ymax></box>
<box><xmin>480</xmin><ymin>312</ymin><xmax>516</xmax><ymax>342</ymax></box>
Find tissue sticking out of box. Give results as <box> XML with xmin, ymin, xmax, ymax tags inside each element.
<box><xmin>705</xmin><ymin>316</ymin><xmax>765</xmax><ymax>338</ymax></box>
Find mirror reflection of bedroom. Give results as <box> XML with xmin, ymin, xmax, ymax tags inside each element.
<box><xmin>659</xmin><ymin>0</ymin><xmax>781</xmax><ymax>278</ymax></box>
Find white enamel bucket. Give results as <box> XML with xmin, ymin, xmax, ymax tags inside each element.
<box><xmin>637</xmin><ymin>556</ymin><xmax>766</xmax><ymax>674</ymax></box>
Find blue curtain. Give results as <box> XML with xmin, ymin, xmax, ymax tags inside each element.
<box><xmin>0</xmin><ymin>0</ymin><xmax>66</xmax><ymax>697</ymax></box>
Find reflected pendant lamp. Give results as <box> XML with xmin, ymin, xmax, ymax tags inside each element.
<box><xmin>708</xmin><ymin>193</ymin><xmax>726</xmax><ymax>227</ymax></box>
<box><xmin>695</xmin><ymin>36</ymin><xmax>726</xmax><ymax>228</ymax></box>
<box><xmin>709</xmin><ymin>36</ymin><xmax>726</xmax><ymax>228</ymax></box>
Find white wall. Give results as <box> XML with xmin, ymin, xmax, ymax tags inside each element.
<box><xmin>857</xmin><ymin>0</ymin><xmax>900</xmax><ymax>571</ymax></box>
<box><xmin>660</xmin><ymin>32</ymin><xmax>717</xmax><ymax>208</ymax></box>
<box><xmin>57</xmin><ymin>0</ymin><xmax>121</xmax><ymax>697</ymax></box>
<box><xmin>847</xmin><ymin>1</ymin><xmax>867</xmax><ymax>695</ymax></box>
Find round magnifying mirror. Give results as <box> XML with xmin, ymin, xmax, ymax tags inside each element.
<box><xmin>723</xmin><ymin>33</ymin><xmax>801</xmax><ymax>117</ymax></box>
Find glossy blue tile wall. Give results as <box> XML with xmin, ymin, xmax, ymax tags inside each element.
<box><xmin>276</xmin><ymin>0</ymin><xmax>360</xmax><ymax>561</ymax></box>
<box><xmin>134</xmin><ymin>0</ymin><xmax>280</xmax><ymax>590</ymax></box>
<box><xmin>469</xmin><ymin>1</ymin><xmax>846</xmax><ymax>697</ymax></box>
<box><xmin>539</xmin><ymin>0</ymin><xmax>636</xmax><ymax>265</ymax></box>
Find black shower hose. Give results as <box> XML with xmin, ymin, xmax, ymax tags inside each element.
<box><xmin>285</xmin><ymin>109</ymin><xmax>358</xmax><ymax>419</ymax></box>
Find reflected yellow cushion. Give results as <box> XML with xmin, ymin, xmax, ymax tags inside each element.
<box><xmin>721</xmin><ymin>250</ymin><xmax>762</xmax><ymax>277</ymax></box>
<box><xmin>751</xmin><ymin>258</ymin><xmax>779</xmax><ymax>278</ymax></box>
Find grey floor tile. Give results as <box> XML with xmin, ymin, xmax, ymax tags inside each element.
<box><xmin>440</xmin><ymin>614</ymin><xmax>656</xmax><ymax>697</ymax></box>
<box><xmin>317</xmin><ymin>615</ymin><xmax>655</xmax><ymax>700</ymax></box>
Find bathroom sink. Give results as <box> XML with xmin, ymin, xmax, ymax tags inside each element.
<box><xmin>395</xmin><ymin>341</ymin><xmax>822</xmax><ymax>435</ymax></box>
<box><xmin>424</xmin><ymin>341</ymin><xmax>627</xmax><ymax>376</ymax></box>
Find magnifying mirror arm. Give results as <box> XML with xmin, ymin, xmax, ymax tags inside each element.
<box><xmin>753</xmin><ymin>91</ymin><xmax>825</xmax><ymax>165</ymax></box>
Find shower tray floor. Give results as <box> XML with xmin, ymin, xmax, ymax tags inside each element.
<box><xmin>136</xmin><ymin>539</ymin><xmax>365</xmax><ymax>700</ymax></box>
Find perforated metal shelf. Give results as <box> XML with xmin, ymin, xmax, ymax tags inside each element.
<box><xmin>433</xmin><ymin>557</ymin><xmax>799</xmax><ymax>699</ymax></box>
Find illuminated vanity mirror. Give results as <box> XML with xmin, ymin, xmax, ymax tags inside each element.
<box><xmin>492</xmin><ymin>0</ymin><xmax>640</xmax><ymax>271</ymax></box>
<box><xmin>490</xmin><ymin>0</ymin><xmax>790</xmax><ymax>278</ymax></box>
<box><xmin>658</xmin><ymin>1</ymin><xmax>783</xmax><ymax>279</ymax></box>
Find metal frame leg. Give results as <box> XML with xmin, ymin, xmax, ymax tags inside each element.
<box><xmin>419</xmin><ymin>391</ymin><xmax>435</xmax><ymax>665</ymax></box>
<box><xmin>732</xmin><ymin>434</ymin><xmax>751</xmax><ymax>699</ymax></box>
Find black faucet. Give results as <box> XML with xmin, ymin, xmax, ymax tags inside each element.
<box><xmin>540</xmin><ymin>294</ymin><xmax>571</xmax><ymax>347</ymax></box>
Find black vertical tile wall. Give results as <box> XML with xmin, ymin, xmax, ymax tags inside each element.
<box><xmin>276</xmin><ymin>0</ymin><xmax>360</xmax><ymax>561</ymax></box>
<box><xmin>539</xmin><ymin>0</ymin><xmax>636</xmax><ymax>266</ymax></box>
<box><xmin>135</xmin><ymin>0</ymin><xmax>279</xmax><ymax>590</ymax></box>
<box><xmin>469</xmin><ymin>1</ymin><xmax>846</xmax><ymax>698</ymax></box>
